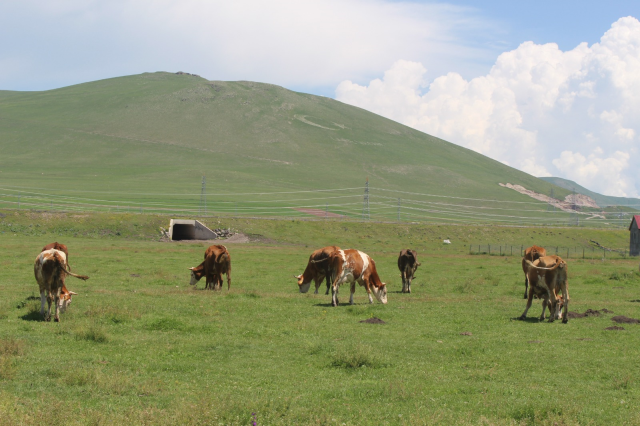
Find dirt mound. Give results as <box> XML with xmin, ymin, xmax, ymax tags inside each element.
<box><xmin>611</xmin><ymin>316</ymin><xmax>640</xmax><ymax>324</ymax></box>
<box><xmin>605</xmin><ymin>326</ymin><xmax>625</xmax><ymax>330</ymax></box>
<box><xmin>360</xmin><ymin>317</ymin><xmax>386</xmax><ymax>324</ymax></box>
<box><xmin>460</xmin><ymin>332</ymin><xmax>472</xmax><ymax>336</ymax></box>
<box><xmin>567</xmin><ymin>309</ymin><xmax>612</xmax><ymax>319</ymax></box>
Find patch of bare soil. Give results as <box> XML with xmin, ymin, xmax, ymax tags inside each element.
<box><xmin>611</xmin><ymin>316</ymin><xmax>640</xmax><ymax>324</ymax></box>
<box><xmin>294</xmin><ymin>208</ymin><xmax>345</xmax><ymax>218</ymax></box>
<box><xmin>460</xmin><ymin>332</ymin><xmax>473</xmax><ymax>336</ymax></box>
<box><xmin>360</xmin><ymin>317</ymin><xmax>386</xmax><ymax>324</ymax></box>
<box><xmin>528</xmin><ymin>340</ymin><xmax>543</xmax><ymax>344</ymax></box>
<box><xmin>567</xmin><ymin>309</ymin><xmax>613</xmax><ymax>319</ymax></box>
<box><xmin>223</xmin><ymin>233</ymin><xmax>250</xmax><ymax>243</ymax></box>
<box><xmin>605</xmin><ymin>326</ymin><xmax>625</xmax><ymax>331</ymax></box>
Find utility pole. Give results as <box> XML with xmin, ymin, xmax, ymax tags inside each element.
<box><xmin>200</xmin><ymin>175</ymin><xmax>206</xmax><ymax>215</ymax></box>
<box><xmin>397</xmin><ymin>198</ymin><xmax>401</xmax><ymax>222</ymax></box>
<box><xmin>362</xmin><ymin>178</ymin><xmax>370</xmax><ymax>221</ymax></box>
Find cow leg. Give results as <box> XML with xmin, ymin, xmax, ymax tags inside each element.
<box><xmin>560</xmin><ymin>281</ymin><xmax>570</xmax><ymax>324</ymax></box>
<box><xmin>519</xmin><ymin>288</ymin><xmax>535</xmax><ymax>320</ymax></box>
<box><xmin>365</xmin><ymin>281</ymin><xmax>374</xmax><ymax>304</ymax></box>
<box><xmin>407</xmin><ymin>277</ymin><xmax>412</xmax><ymax>294</ymax></box>
<box><xmin>524</xmin><ymin>276</ymin><xmax>529</xmax><ymax>299</ymax></box>
<box><xmin>53</xmin><ymin>292</ymin><xmax>61</xmax><ymax>322</ymax></box>
<box><xmin>313</xmin><ymin>277</ymin><xmax>321</xmax><ymax>295</ymax></box>
<box><xmin>539</xmin><ymin>296</ymin><xmax>548</xmax><ymax>321</ymax></box>
<box><xmin>325</xmin><ymin>271</ymin><xmax>332</xmax><ymax>295</ymax></box>
<box><xmin>349</xmin><ymin>282</ymin><xmax>356</xmax><ymax>305</ymax></box>
<box><xmin>332</xmin><ymin>284</ymin><xmax>340</xmax><ymax>307</ymax></box>
<box><xmin>226</xmin><ymin>270</ymin><xmax>231</xmax><ymax>291</ymax></box>
<box><xmin>40</xmin><ymin>291</ymin><xmax>47</xmax><ymax>319</ymax></box>
<box><xmin>46</xmin><ymin>293</ymin><xmax>53</xmax><ymax>322</ymax></box>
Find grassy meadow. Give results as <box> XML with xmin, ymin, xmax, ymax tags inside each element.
<box><xmin>1</xmin><ymin>211</ymin><xmax>640</xmax><ymax>425</ymax></box>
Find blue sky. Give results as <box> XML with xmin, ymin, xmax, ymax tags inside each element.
<box><xmin>0</xmin><ymin>1</ymin><xmax>638</xmax><ymax>196</ymax></box>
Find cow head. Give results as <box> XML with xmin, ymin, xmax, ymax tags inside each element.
<box><xmin>189</xmin><ymin>268</ymin><xmax>202</xmax><ymax>285</ymax></box>
<box><xmin>294</xmin><ymin>274</ymin><xmax>312</xmax><ymax>293</ymax></box>
<box><xmin>371</xmin><ymin>283</ymin><xmax>388</xmax><ymax>304</ymax></box>
<box><xmin>58</xmin><ymin>288</ymin><xmax>77</xmax><ymax>313</ymax></box>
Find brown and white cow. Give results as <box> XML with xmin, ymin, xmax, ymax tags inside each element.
<box><xmin>189</xmin><ymin>245</ymin><xmax>232</xmax><ymax>290</ymax></box>
<box><xmin>519</xmin><ymin>255</ymin><xmax>570</xmax><ymax>323</ymax></box>
<box><xmin>294</xmin><ymin>246</ymin><xmax>341</xmax><ymax>294</ymax></box>
<box><xmin>521</xmin><ymin>245</ymin><xmax>547</xmax><ymax>299</ymax></box>
<box><xmin>328</xmin><ymin>249</ymin><xmax>387</xmax><ymax>307</ymax></box>
<box><xmin>398</xmin><ymin>249</ymin><xmax>420</xmax><ymax>294</ymax></box>
<box><xmin>41</xmin><ymin>242</ymin><xmax>78</xmax><ymax>313</ymax></box>
<box><xmin>34</xmin><ymin>249</ymin><xmax>89</xmax><ymax>322</ymax></box>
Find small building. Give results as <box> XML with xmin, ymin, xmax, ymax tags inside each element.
<box><xmin>168</xmin><ymin>219</ymin><xmax>217</xmax><ymax>241</ymax></box>
<box><xmin>629</xmin><ymin>215</ymin><xmax>640</xmax><ymax>256</ymax></box>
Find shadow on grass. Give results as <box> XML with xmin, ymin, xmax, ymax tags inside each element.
<box><xmin>20</xmin><ymin>310</ymin><xmax>42</xmax><ymax>322</ymax></box>
<box><xmin>631</xmin><ymin>300</ymin><xmax>640</xmax><ymax>303</ymax></box>
<box><xmin>512</xmin><ymin>316</ymin><xmax>543</xmax><ymax>323</ymax></box>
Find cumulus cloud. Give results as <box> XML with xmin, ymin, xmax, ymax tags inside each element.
<box><xmin>336</xmin><ymin>17</ymin><xmax>640</xmax><ymax>197</ymax></box>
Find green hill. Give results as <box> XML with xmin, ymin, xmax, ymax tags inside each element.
<box><xmin>0</xmin><ymin>72</ymin><xmax>599</xmax><ymax>225</ymax></box>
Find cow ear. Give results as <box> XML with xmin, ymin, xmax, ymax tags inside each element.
<box><xmin>69</xmin><ymin>291</ymin><xmax>78</xmax><ymax>295</ymax></box>
<box><xmin>416</xmin><ymin>262</ymin><xmax>421</xmax><ymax>266</ymax></box>
<box><xmin>189</xmin><ymin>267</ymin><xmax>194</xmax><ymax>271</ymax></box>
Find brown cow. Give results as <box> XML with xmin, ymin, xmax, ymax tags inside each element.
<box><xmin>294</xmin><ymin>246</ymin><xmax>341</xmax><ymax>294</ymax></box>
<box><xmin>521</xmin><ymin>245</ymin><xmax>547</xmax><ymax>299</ymax></box>
<box><xmin>34</xmin><ymin>249</ymin><xmax>89</xmax><ymax>322</ymax></box>
<box><xmin>398</xmin><ymin>249</ymin><xmax>420</xmax><ymax>293</ymax></box>
<box><xmin>328</xmin><ymin>249</ymin><xmax>387</xmax><ymax>306</ymax></box>
<box><xmin>41</xmin><ymin>242</ymin><xmax>77</xmax><ymax>312</ymax></box>
<box><xmin>519</xmin><ymin>255</ymin><xmax>570</xmax><ymax>323</ymax></box>
<box><xmin>189</xmin><ymin>245</ymin><xmax>231</xmax><ymax>290</ymax></box>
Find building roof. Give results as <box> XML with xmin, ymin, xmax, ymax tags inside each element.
<box><xmin>629</xmin><ymin>215</ymin><xmax>640</xmax><ymax>231</ymax></box>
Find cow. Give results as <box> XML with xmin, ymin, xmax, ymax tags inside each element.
<box><xmin>521</xmin><ymin>245</ymin><xmax>547</xmax><ymax>299</ymax></box>
<box><xmin>294</xmin><ymin>246</ymin><xmax>341</xmax><ymax>294</ymax></box>
<box><xmin>189</xmin><ymin>245</ymin><xmax>231</xmax><ymax>290</ymax></box>
<box><xmin>328</xmin><ymin>249</ymin><xmax>387</xmax><ymax>307</ymax></box>
<box><xmin>34</xmin><ymin>249</ymin><xmax>89</xmax><ymax>322</ymax></box>
<box><xmin>398</xmin><ymin>249</ymin><xmax>420</xmax><ymax>293</ymax></box>
<box><xmin>41</xmin><ymin>242</ymin><xmax>77</xmax><ymax>312</ymax></box>
<box><xmin>519</xmin><ymin>255</ymin><xmax>570</xmax><ymax>323</ymax></box>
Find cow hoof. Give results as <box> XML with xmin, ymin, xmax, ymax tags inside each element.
<box><xmin>562</xmin><ymin>318</ymin><xmax>568</xmax><ymax>324</ymax></box>
<box><xmin>518</xmin><ymin>315</ymin><xmax>526</xmax><ymax>321</ymax></box>
<box><xmin>54</xmin><ymin>317</ymin><xmax>59</xmax><ymax>323</ymax></box>
<box><xmin>45</xmin><ymin>317</ymin><xmax>51</xmax><ymax>322</ymax></box>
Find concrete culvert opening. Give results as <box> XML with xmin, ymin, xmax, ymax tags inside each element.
<box><xmin>168</xmin><ymin>219</ymin><xmax>217</xmax><ymax>241</ymax></box>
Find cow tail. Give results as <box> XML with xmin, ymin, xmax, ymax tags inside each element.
<box><xmin>62</xmin><ymin>265</ymin><xmax>89</xmax><ymax>280</ymax></box>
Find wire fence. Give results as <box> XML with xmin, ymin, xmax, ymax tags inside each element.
<box><xmin>0</xmin><ymin>184</ymin><xmax>637</xmax><ymax>228</ymax></box>
<box><xmin>469</xmin><ymin>244</ymin><xmax>631</xmax><ymax>259</ymax></box>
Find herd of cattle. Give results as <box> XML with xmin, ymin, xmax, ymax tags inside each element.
<box><xmin>34</xmin><ymin>242</ymin><xmax>569</xmax><ymax>324</ymax></box>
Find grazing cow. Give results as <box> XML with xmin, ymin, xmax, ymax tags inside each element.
<box><xmin>294</xmin><ymin>246</ymin><xmax>341</xmax><ymax>294</ymax></box>
<box><xmin>328</xmin><ymin>249</ymin><xmax>387</xmax><ymax>307</ymax></box>
<box><xmin>41</xmin><ymin>242</ymin><xmax>78</xmax><ymax>313</ymax></box>
<box><xmin>397</xmin><ymin>249</ymin><xmax>420</xmax><ymax>293</ymax></box>
<box><xmin>521</xmin><ymin>245</ymin><xmax>547</xmax><ymax>299</ymax></box>
<box><xmin>519</xmin><ymin>255</ymin><xmax>570</xmax><ymax>323</ymax></box>
<box><xmin>189</xmin><ymin>245</ymin><xmax>232</xmax><ymax>290</ymax></box>
<box><xmin>34</xmin><ymin>249</ymin><xmax>89</xmax><ymax>322</ymax></box>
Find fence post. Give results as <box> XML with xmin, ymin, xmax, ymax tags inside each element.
<box><xmin>521</xmin><ymin>245</ymin><xmax>523</xmax><ymax>256</ymax></box>
<box><xmin>583</xmin><ymin>248</ymin><xmax>585</xmax><ymax>259</ymax></box>
<box><xmin>500</xmin><ymin>246</ymin><xmax>502</xmax><ymax>256</ymax></box>
<box><xmin>567</xmin><ymin>248</ymin><xmax>569</xmax><ymax>259</ymax></box>
<box><xmin>489</xmin><ymin>245</ymin><xmax>491</xmax><ymax>255</ymax></box>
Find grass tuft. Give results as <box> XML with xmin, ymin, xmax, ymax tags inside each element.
<box><xmin>75</xmin><ymin>326</ymin><xmax>109</xmax><ymax>343</ymax></box>
<box><xmin>331</xmin><ymin>343</ymin><xmax>387</xmax><ymax>369</ymax></box>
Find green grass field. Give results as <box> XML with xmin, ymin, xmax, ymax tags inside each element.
<box><xmin>1</xmin><ymin>212</ymin><xmax>639</xmax><ymax>425</ymax></box>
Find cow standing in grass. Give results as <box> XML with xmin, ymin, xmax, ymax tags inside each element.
<box><xmin>35</xmin><ymin>249</ymin><xmax>89</xmax><ymax>322</ymax></box>
<box><xmin>520</xmin><ymin>255</ymin><xmax>570</xmax><ymax>323</ymax></box>
<box><xmin>521</xmin><ymin>245</ymin><xmax>547</xmax><ymax>299</ymax></box>
<box><xmin>189</xmin><ymin>245</ymin><xmax>232</xmax><ymax>290</ymax></box>
<box><xmin>398</xmin><ymin>249</ymin><xmax>420</xmax><ymax>294</ymax></box>
<box><xmin>40</xmin><ymin>242</ymin><xmax>78</xmax><ymax>314</ymax></box>
<box><xmin>294</xmin><ymin>246</ymin><xmax>340</xmax><ymax>294</ymax></box>
<box><xmin>328</xmin><ymin>249</ymin><xmax>387</xmax><ymax>306</ymax></box>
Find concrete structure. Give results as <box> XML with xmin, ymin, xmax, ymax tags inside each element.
<box><xmin>629</xmin><ymin>215</ymin><xmax>640</xmax><ymax>256</ymax></box>
<box><xmin>168</xmin><ymin>219</ymin><xmax>217</xmax><ymax>241</ymax></box>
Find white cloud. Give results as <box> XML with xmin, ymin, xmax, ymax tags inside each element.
<box><xmin>336</xmin><ymin>17</ymin><xmax>640</xmax><ymax>197</ymax></box>
<box><xmin>0</xmin><ymin>0</ymin><xmax>498</xmax><ymax>92</ymax></box>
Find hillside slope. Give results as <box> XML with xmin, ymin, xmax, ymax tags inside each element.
<box><xmin>540</xmin><ymin>177</ymin><xmax>639</xmax><ymax>209</ymax></box>
<box><xmin>0</xmin><ymin>72</ymin><xmax>576</xmax><ymax>222</ymax></box>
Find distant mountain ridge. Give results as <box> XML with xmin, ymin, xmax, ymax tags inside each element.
<box><xmin>539</xmin><ymin>177</ymin><xmax>639</xmax><ymax>209</ymax></box>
